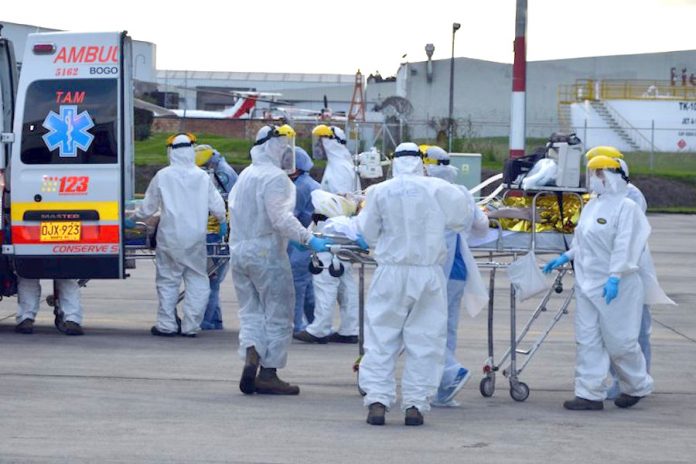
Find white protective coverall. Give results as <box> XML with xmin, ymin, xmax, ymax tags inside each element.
<box><xmin>16</xmin><ymin>278</ymin><xmax>81</xmax><ymax>323</ymax></box>
<box><xmin>229</xmin><ymin>130</ymin><xmax>313</xmax><ymax>368</ymax></box>
<box><xmin>137</xmin><ymin>135</ymin><xmax>226</xmax><ymax>335</ymax></box>
<box><xmin>308</xmin><ymin>129</ymin><xmax>361</xmax><ymax>338</ymax></box>
<box><xmin>565</xmin><ymin>169</ymin><xmax>654</xmax><ymax>401</ymax></box>
<box><xmin>357</xmin><ymin>147</ymin><xmax>470</xmax><ymax>413</ymax></box>
<box><xmin>427</xmin><ymin>163</ymin><xmax>490</xmax><ymax>394</ymax></box>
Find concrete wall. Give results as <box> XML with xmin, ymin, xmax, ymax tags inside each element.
<box><xmin>401</xmin><ymin>50</ymin><xmax>696</xmax><ymax>139</ymax></box>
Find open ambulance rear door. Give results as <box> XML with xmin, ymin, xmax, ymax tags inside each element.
<box><xmin>9</xmin><ymin>32</ymin><xmax>134</xmax><ymax>279</ymax></box>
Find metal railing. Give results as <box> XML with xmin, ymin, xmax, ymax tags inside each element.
<box><xmin>559</xmin><ymin>79</ymin><xmax>696</xmax><ymax>103</ymax></box>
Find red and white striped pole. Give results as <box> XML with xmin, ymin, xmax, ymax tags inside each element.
<box><xmin>509</xmin><ymin>0</ymin><xmax>527</xmax><ymax>159</ymax></box>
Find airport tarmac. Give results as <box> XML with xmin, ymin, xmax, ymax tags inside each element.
<box><xmin>1</xmin><ymin>213</ymin><xmax>695</xmax><ymax>464</ymax></box>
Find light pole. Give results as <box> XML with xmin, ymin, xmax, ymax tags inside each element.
<box><xmin>448</xmin><ymin>22</ymin><xmax>461</xmax><ymax>152</ymax></box>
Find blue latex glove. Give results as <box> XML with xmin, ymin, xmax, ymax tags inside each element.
<box><xmin>603</xmin><ymin>276</ymin><xmax>620</xmax><ymax>304</ymax></box>
<box><xmin>218</xmin><ymin>222</ymin><xmax>228</xmax><ymax>239</ymax></box>
<box><xmin>124</xmin><ymin>218</ymin><xmax>136</xmax><ymax>229</ymax></box>
<box><xmin>542</xmin><ymin>253</ymin><xmax>570</xmax><ymax>274</ymax></box>
<box><xmin>308</xmin><ymin>236</ymin><xmax>332</xmax><ymax>253</ymax></box>
<box><xmin>355</xmin><ymin>234</ymin><xmax>369</xmax><ymax>250</ymax></box>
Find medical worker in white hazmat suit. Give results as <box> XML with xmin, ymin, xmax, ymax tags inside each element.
<box><xmin>583</xmin><ymin>146</ymin><xmax>675</xmax><ymax>399</ymax></box>
<box><xmin>135</xmin><ymin>133</ymin><xmax>226</xmax><ymax>337</ymax></box>
<box><xmin>357</xmin><ymin>142</ymin><xmax>470</xmax><ymax>426</ymax></box>
<box><xmin>229</xmin><ymin>125</ymin><xmax>332</xmax><ymax>396</ymax></box>
<box><xmin>544</xmin><ymin>154</ymin><xmax>654</xmax><ymax>410</ymax></box>
<box><xmin>293</xmin><ymin>125</ymin><xmax>360</xmax><ymax>344</ymax></box>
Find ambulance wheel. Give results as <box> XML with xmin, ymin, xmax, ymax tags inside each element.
<box><xmin>308</xmin><ymin>259</ymin><xmax>324</xmax><ymax>275</ymax></box>
<box><xmin>480</xmin><ymin>376</ymin><xmax>495</xmax><ymax>398</ymax></box>
<box><xmin>328</xmin><ymin>262</ymin><xmax>345</xmax><ymax>277</ymax></box>
<box><xmin>510</xmin><ymin>381</ymin><xmax>529</xmax><ymax>402</ymax></box>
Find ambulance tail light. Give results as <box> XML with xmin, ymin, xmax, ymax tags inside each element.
<box><xmin>33</xmin><ymin>44</ymin><xmax>56</xmax><ymax>55</ymax></box>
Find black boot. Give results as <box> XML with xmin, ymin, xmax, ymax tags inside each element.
<box><xmin>15</xmin><ymin>318</ymin><xmax>34</xmax><ymax>334</ymax></box>
<box><xmin>239</xmin><ymin>346</ymin><xmax>260</xmax><ymax>395</ymax></box>
<box><xmin>404</xmin><ymin>406</ymin><xmax>424</xmax><ymax>426</ymax></box>
<box><xmin>563</xmin><ymin>396</ymin><xmax>604</xmax><ymax>410</ymax></box>
<box><xmin>366</xmin><ymin>402</ymin><xmax>386</xmax><ymax>426</ymax></box>
<box><xmin>614</xmin><ymin>393</ymin><xmax>643</xmax><ymax>409</ymax></box>
<box><xmin>292</xmin><ymin>330</ymin><xmax>328</xmax><ymax>344</ymax></box>
<box><xmin>255</xmin><ymin>367</ymin><xmax>300</xmax><ymax>395</ymax></box>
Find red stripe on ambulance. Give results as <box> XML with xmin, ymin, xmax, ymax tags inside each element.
<box><xmin>12</xmin><ymin>225</ymin><xmax>121</xmax><ymax>244</ymax></box>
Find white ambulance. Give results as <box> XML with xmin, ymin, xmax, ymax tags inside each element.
<box><xmin>2</xmin><ymin>31</ymin><xmax>134</xmax><ymax>280</ymax></box>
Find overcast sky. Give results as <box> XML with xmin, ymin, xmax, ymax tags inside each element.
<box><xmin>3</xmin><ymin>0</ymin><xmax>696</xmax><ymax>75</ymax></box>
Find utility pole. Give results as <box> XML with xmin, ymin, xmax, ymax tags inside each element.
<box><xmin>509</xmin><ymin>0</ymin><xmax>527</xmax><ymax>159</ymax></box>
<box><xmin>448</xmin><ymin>22</ymin><xmax>461</xmax><ymax>152</ymax></box>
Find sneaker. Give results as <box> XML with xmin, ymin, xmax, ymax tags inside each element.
<box><xmin>563</xmin><ymin>396</ymin><xmax>604</xmax><ymax>410</ymax></box>
<box><xmin>366</xmin><ymin>402</ymin><xmax>386</xmax><ymax>426</ymax></box>
<box><xmin>431</xmin><ymin>398</ymin><xmax>460</xmax><ymax>408</ymax></box>
<box><xmin>180</xmin><ymin>332</ymin><xmax>197</xmax><ymax>338</ymax></box>
<box><xmin>239</xmin><ymin>346</ymin><xmax>260</xmax><ymax>395</ymax></box>
<box><xmin>15</xmin><ymin>318</ymin><xmax>34</xmax><ymax>334</ymax></box>
<box><xmin>614</xmin><ymin>393</ymin><xmax>643</xmax><ymax>409</ymax></box>
<box><xmin>327</xmin><ymin>332</ymin><xmax>359</xmax><ymax>344</ymax></box>
<box><xmin>150</xmin><ymin>326</ymin><xmax>177</xmax><ymax>337</ymax></box>
<box><xmin>438</xmin><ymin>367</ymin><xmax>471</xmax><ymax>404</ymax></box>
<box><xmin>292</xmin><ymin>330</ymin><xmax>328</xmax><ymax>344</ymax></box>
<box><xmin>254</xmin><ymin>368</ymin><xmax>300</xmax><ymax>395</ymax></box>
<box><xmin>404</xmin><ymin>406</ymin><xmax>424</xmax><ymax>426</ymax></box>
<box><xmin>62</xmin><ymin>321</ymin><xmax>84</xmax><ymax>336</ymax></box>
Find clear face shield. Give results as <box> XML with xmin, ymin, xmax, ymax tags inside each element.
<box><xmin>312</xmin><ymin>135</ymin><xmax>327</xmax><ymax>160</ymax></box>
<box><xmin>586</xmin><ymin>168</ymin><xmax>606</xmax><ymax>195</ymax></box>
<box><xmin>263</xmin><ymin>124</ymin><xmax>296</xmax><ymax>174</ymax></box>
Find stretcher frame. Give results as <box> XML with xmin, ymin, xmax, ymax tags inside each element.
<box><xmin>471</xmin><ymin>188</ymin><xmax>584</xmax><ymax>401</ymax></box>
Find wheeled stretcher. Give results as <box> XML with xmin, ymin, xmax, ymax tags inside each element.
<box><xmin>470</xmin><ymin>188</ymin><xmax>584</xmax><ymax>401</ymax></box>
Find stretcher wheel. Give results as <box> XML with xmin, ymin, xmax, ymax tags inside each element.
<box><xmin>328</xmin><ymin>262</ymin><xmax>344</xmax><ymax>277</ymax></box>
<box><xmin>308</xmin><ymin>259</ymin><xmax>324</xmax><ymax>275</ymax></box>
<box><xmin>46</xmin><ymin>295</ymin><xmax>56</xmax><ymax>307</ymax></box>
<box><xmin>510</xmin><ymin>382</ymin><xmax>529</xmax><ymax>402</ymax></box>
<box><xmin>554</xmin><ymin>283</ymin><xmax>563</xmax><ymax>294</ymax></box>
<box><xmin>479</xmin><ymin>376</ymin><xmax>495</xmax><ymax>398</ymax></box>
<box><xmin>53</xmin><ymin>307</ymin><xmax>64</xmax><ymax>330</ymax></box>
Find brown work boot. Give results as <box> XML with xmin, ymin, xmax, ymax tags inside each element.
<box><xmin>239</xmin><ymin>346</ymin><xmax>260</xmax><ymax>395</ymax></box>
<box><xmin>15</xmin><ymin>318</ymin><xmax>34</xmax><ymax>334</ymax></box>
<box><xmin>366</xmin><ymin>402</ymin><xmax>386</xmax><ymax>426</ymax></box>
<box><xmin>254</xmin><ymin>367</ymin><xmax>300</xmax><ymax>395</ymax></box>
<box><xmin>404</xmin><ymin>406</ymin><xmax>424</xmax><ymax>426</ymax></box>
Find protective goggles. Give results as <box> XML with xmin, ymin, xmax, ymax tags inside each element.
<box><xmin>393</xmin><ymin>150</ymin><xmax>423</xmax><ymax>158</ymax></box>
<box><xmin>166</xmin><ymin>132</ymin><xmax>197</xmax><ymax>149</ymax></box>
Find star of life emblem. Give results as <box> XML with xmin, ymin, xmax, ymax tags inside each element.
<box><xmin>42</xmin><ymin>105</ymin><xmax>95</xmax><ymax>157</ymax></box>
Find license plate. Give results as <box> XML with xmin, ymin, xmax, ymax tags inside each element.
<box><xmin>39</xmin><ymin>221</ymin><xmax>81</xmax><ymax>242</ymax></box>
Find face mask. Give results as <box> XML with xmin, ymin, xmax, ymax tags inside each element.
<box><xmin>589</xmin><ymin>175</ymin><xmax>606</xmax><ymax>194</ymax></box>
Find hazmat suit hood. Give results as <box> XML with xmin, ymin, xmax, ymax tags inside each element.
<box><xmin>392</xmin><ymin>142</ymin><xmax>425</xmax><ymax>177</ymax></box>
<box><xmin>168</xmin><ymin>134</ymin><xmax>197</xmax><ymax>168</ymax></box>
<box><xmin>427</xmin><ymin>164</ymin><xmax>458</xmax><ymax>183</ymax></box>
<box><xmin>250</xmin><ymin>126</ymin><xmax>288</xmax><ymax>169</ymax></box>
